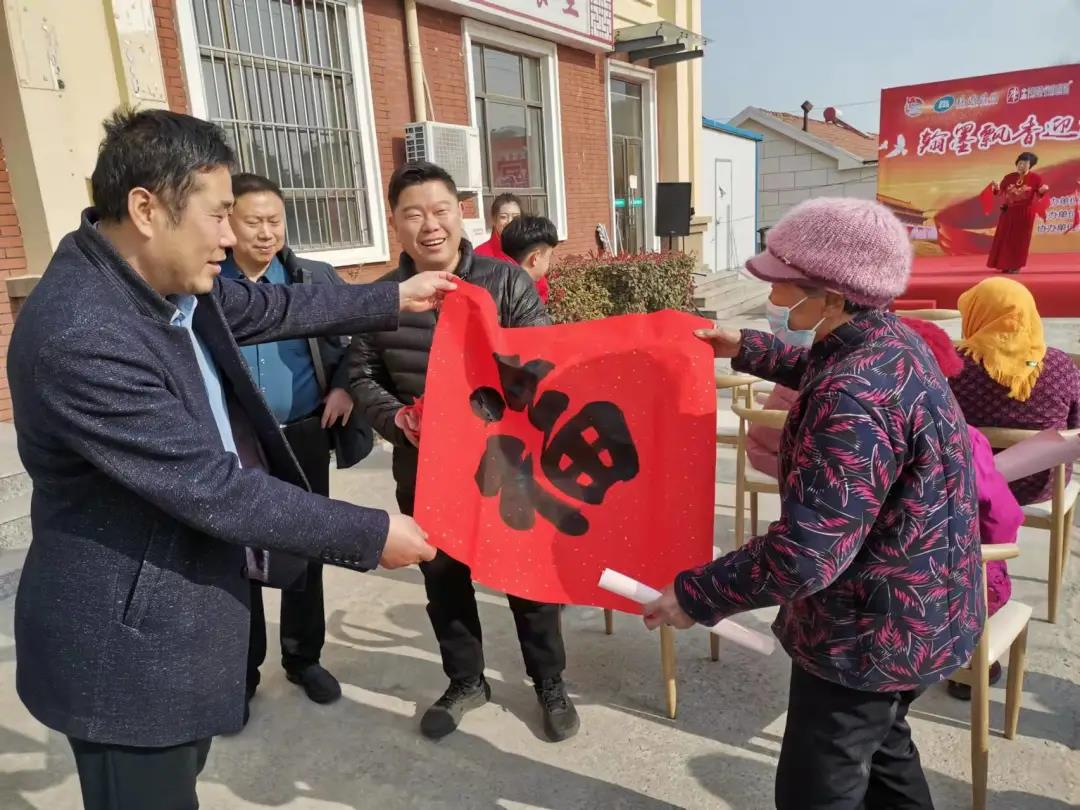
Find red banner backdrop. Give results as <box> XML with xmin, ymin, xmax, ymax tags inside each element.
<box><xmin>877</xmin><ymin>64</ymin><xmax>1080</xmax><ymax>257</ymax></box>
<box><xmin>414</xmin><ymin>283</ymin><xmax>716</xmax><ymax>612</ymax></box>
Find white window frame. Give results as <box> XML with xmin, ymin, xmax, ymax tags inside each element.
<box><xmin>606</xmin><ymin>59</ymin><xmax>659</xmax><ymax>253</ymax></box>
<box><xmin>462</xmin><ymin>19</ymin><xmax>568</xmax><ymax>241</ymax></box>
<box><xmin>174</xmin><ymin>0</ymin><xmax>389</xmax><ymax>266</ymax></box>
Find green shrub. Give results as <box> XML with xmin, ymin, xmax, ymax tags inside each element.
<box><xmin>547</xmin><ymin>251</ymin><xmax>697</xmax><ymax>324</ymax></box>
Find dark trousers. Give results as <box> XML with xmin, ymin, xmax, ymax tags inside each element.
<box><xmin>68</xmin><ymin>736</ymin><xmax>211</xmax><ymax>810</ymax></box>
<box><xmin>776</xmin><ymin>663</ymin><xmax>935</xmax><ymax>810</ymax></box>
<box><xmin>247</xmin><ymin>416</ymin><xmax>331</xmax><ymax>696</ymax></box>
<box><xmin>398</xmin><ymin>488</ymin><xmax>566</xmax><ymax>684</ymax></box>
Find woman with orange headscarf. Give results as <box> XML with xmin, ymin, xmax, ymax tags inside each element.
<box><xmin>950</xmin><ymin>277</ymin><xmax>1080</xmax><ymax>505</ymax></box>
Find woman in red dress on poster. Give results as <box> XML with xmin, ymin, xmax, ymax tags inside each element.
<box><xmin>987</xmin><ymin>151</ymin><xmax>1050</xmax><ymax>274</ymax></box>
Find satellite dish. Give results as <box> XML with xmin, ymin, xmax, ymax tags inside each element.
<box><xmin>824</xmin><ymin>106</ymin><xmax>839</xmax><ymax>122</ymax></box>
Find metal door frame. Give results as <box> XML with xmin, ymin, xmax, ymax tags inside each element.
<box><xmin>605</xmin><ymin>61</ymin><xmax>658</xmax><ymax>254</ymax></box>
<box><xmin>613</xmin><ymin>132</ymin><xmax>647</xmax><ymax>254</ymax></box>
<box><xmin>714</xmin><ymin>157</ymin><xmax>734</xmax><ymax>273</ymax></box>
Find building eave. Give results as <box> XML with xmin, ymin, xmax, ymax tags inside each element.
<box><xmin>728</xmin><ymin>106</ymin><xmax>870</xmax><ymax>170</ymax></box>
<box><xmin>702</xmin><ymin>116</ymin><xmax>764</xmax><ymax>141</ymax></box>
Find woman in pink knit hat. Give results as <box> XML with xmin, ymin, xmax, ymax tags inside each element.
<box><xmin>644</xmin><ymin>198</ymin><xmax>983</xmax><ymax>810</ymax></box>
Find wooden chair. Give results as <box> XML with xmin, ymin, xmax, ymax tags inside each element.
<box><xmin>715</xmin><ymin>373</ymin><xmax>758</xmax><ymax>447</ymax></box>
<box><xmin>597</xmin><ymin>616</ymin><xmax>680</xmax><ymax>719</ymax></box>
<box><xmin>894</xmin><ymin>307</ymin><xmax>962</xmax><ymax>320</ymax></box>
<box><xmin>732</xmin><ymin>404</ymin><xmax>786</xmax><ymax>549</ymax></box>
<box><xmin>949</xmin><ymin>543</ymin><xmax>1031</xmax><ymax>810</ymax></box>
<box><xmin>603</xmin><ymin>372</ymin><xmax>765</xmax><ymax>702</ymax></box>
<box><xmin>978</xmin><ymin>427</ymin><xmax>1079</xmax><ymax>623</ymax></box>
<box><xmin>704</xmin><ymin>404</ymin><xmax>786</xmax><ymax>662</ymax></box>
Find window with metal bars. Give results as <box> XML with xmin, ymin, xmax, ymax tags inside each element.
<box><xmin>191</xmin><ymin>0</ymin><xmax>372</xmax><ymax>253</ymax></box>
<box><xmin>471</xmin><ymin>43</ymin><xmax>549</xmax><ymax>226</ymax></box>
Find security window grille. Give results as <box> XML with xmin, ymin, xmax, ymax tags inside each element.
<box><xmin>192</xmin><ymin>0</ymin><xmax>372</xmax><ymax>251</ymax></box>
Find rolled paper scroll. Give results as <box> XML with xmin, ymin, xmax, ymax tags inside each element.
<box><xmin>598</xmin><ymin>568</ymin><xmax>776</xmax><ymax>655</ymax></box>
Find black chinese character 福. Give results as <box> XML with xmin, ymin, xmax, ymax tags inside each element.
<box><xmin>471</xmin><ymin>354</ymin><xmax>639</xmax><ymax>536</ymax></box>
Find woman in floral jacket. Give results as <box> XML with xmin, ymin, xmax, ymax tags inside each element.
<box><xmin>644</xmin><ymin>199</ymin><xmax>983</xmax><ymax>810</ymax></box>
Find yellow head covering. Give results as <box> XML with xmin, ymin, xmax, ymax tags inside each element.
<box><xmin>957</xmin><ymin>277</ymin><xmax>1046</xmax><ymax>402</ymax></box>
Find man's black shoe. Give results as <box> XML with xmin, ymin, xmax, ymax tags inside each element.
<box><xmin>420</xmin><ymin>677</ymin><xmax>491</xmax><ymax>740</ymax></box>
<box><xmin>536</xmin><ymin>677</ymin><xmax>580</xmax><ymax>742</ymax></box>
<box><xmin>286</xmin><ymin>664</ymin><xmax>342</xmax><ymax>704</ymax></box>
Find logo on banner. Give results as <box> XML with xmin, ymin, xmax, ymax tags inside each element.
<box><xmin>904</xmin><ymin>96</ymin><xmax>925</xmax><ymax>118</ymax></box>
<box><xmin>1007</xmin><ymin>81</ymin><xmax>1073</xmax><ymax>104</ymax></box>
<box><xmin>933</xmin><ymin>96</ymin><xmax>955</xmax><ymax>113</ymax></box>
<box><xmin>931</xmin><ymin>93</ymin><xmax>999</xmax><ymax>113</ymax></box>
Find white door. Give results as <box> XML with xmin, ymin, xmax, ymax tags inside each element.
<box><xmin>714</xmin><ymin>159</ymin><xmax>734</xmax><ymax>273</ymax></box>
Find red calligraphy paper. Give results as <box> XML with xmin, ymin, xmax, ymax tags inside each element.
<box><xmin>414</xmin><ymin>282</ymin><xmax>717</xmax><ymax>612</ymax></box>
<box><xmin>978</xmin><ymin>183</ymin><xmax>996</xmax><ymax>216</ymax></box>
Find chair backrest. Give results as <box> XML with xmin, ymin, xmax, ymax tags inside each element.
<box><xmin>715</xmin><ymin>373</ymin><xmax>758</xmax><ymax>391</ymax></box>
<box><xmin>976</xmin><ymin>427</ymin><xmax>1071</xmax><ymax>527</ymax></box>
<box><xmin>716</xmin><ymin>373</ymin><xmax>759</xmax><ymax>410</ymax></box>
<box><xmin>974</xmin><ymin>543</ymin><xmax>1021</xmax><ymax>663</ymax></box>
<box><xmin>975</xmin><ymin>426</ymin><xmax>1039</xmax><ymax>450</ymax></box>
<box><xmin>732</xmin><ymin>404</ymin><xmax>788</xmax><ymax>430</ymax></box>
<box><xmin>897</xmin><ymin>308</ymin><xmax>962</xmax><ymax>321</ymax></box>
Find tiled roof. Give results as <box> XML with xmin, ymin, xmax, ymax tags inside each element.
<box><xmin>758</xmin><ymin>109</ymin><xmax>879</xmax><ymax>162</ymax></box>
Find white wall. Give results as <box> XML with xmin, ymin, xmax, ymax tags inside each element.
<box><xmin>699</xmin><ymin>127</ymin><xmax>758</xmax><ymax>274</ymax></box>
<box><xmin>757</xmin><ymin>130</ymin><xmax>878</xmax><ymax>227</ymax></box>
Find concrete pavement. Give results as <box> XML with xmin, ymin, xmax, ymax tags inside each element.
<box><xmin>1</xmin><ymin>437</ymin><xmax>1078</xmax><ymax>809</ymax></box>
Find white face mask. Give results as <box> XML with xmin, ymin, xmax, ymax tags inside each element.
<box><xmin>764</xmin><ymin>296</ymin><xmax>824</xmax><ymax>349</ymax></box>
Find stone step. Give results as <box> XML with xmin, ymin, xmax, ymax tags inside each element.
<box><xmin>0</xmin><ymin>469</ymin><xmax>31</xmax><ymax>504</ymax></box>
<box><xmin>0</xmin><ymin>422</ymin><xmax>28</xmax><ymax>506</ymax></box>
<box><xmin>0</xmin><ymin>547</ymin><xmax>26</xmax><ymax>602</ymax></box>
<box><xmin>0</xmin><ymin>490</ymin><xmax>32</xmax><ymax>551</ymax></box>
<box><xmin>694</xmin><ymin>272</ymin><xmax>768</xmax><ymax>318</ymax></box>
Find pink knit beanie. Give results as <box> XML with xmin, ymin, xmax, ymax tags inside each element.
<box><xmin>745</xmin><ymin>198</ymin><xmax>913</xmax><ymax>307</ymax></box>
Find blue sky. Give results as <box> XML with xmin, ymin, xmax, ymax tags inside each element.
<box><xmin>701</xmin><ymin>0</ymin><xmax>1080</xmax><ymax>134</ymax></box>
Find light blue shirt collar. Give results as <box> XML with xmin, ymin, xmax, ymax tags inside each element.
<box><xmin>169</xmin><ymin>294</ymin><xmax>198</xmax><ymax>327</ymax></box>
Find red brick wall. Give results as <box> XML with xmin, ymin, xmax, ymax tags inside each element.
<box><xmin>165</xmin><ymin>0</ymin><xmax>611</xmax><ymax>282</ymax></box>
<box><xmin>0</xmin><ymin>140</ymin><xmax>27</xmax><ymax>421</ymax></box>
<box><xmin>556</xmin><ymin>45</ymin><xmax>612</xmax><ymax>259</ymax></box>
<box><xmin>360</xmin><ymin>1</ymin><xmax>611</xmax><ymax>278</ymax></box>
<box><xmin>357</xmin><ymin>0</ymin><xmax>477</xmax><ymax>281</ymax></box>
<box><xmin>154</xmin><ymin>0</ymin><xmax>190</xmax><ymax>114</ymax></box>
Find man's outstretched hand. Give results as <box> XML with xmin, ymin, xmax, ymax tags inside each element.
<box><xmin>380</xmin><ymin>515</ymin><xmax>437</xmax><ymax>569</ymax></box>
<box><xmin>399</xmin><ymin>272</ymin><xmax>458</xmax><ymax>313</ymax></box>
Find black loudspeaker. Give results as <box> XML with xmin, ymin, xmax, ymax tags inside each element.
<box><xmin>655</xmin><ymin>182</ymin><xmax>692</xmax><ymax>237</ymax></box>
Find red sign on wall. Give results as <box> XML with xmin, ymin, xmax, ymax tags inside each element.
<box><xmin>422</xmin><ymin>0</ymin><xmax>614</xmax><ymax>51</ymax></box>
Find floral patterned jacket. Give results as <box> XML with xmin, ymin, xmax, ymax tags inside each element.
<box><xmin>676</xmin><ymin>311</ymin><xmax>984</xmax><ymax>691</ymax></box>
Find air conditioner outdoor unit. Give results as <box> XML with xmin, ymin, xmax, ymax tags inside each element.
<box><xmin>404</xmin><ymin>121</ymin><xmax>483</xmax><ymax>191</ymax></box>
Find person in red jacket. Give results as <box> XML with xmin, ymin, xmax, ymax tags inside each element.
<box><xmin>500</xmin><ymin>214</ymin><xmax>559</xmax><ymax>304</ymax></box>
<box><xmin>474</xmin><ymin>193</ymin><xmax>522</xmax><ymax>261</ymax></box>
<box><xmin>987</xmin><ymin>151</ymin><xmax>1050</xmax><ymax>274</ymax></box>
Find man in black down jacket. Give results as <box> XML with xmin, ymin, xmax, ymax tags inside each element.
<box><xmin>348</xmin><ymin>162</ymin><xmax>579</xmax><ymax>743</ymax></box>
<box><xmin>7</xmin><ymin>110</ymin><xmax>448</xmax><ymax>810</ymax></box>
